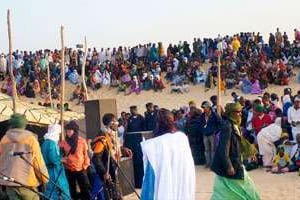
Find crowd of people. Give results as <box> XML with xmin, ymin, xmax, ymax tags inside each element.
<box><xmin>0</xmin><ymin>28</ymin><xmax>300</xmax><ymax>106</ymax></box>
<box><xmin>0</xmin><ymin>29</ymin><xmax>300</xmax><ymax>200</ymax></box>
<box><xmin>0</xmin><ymin>86</ymin><xmax>300</xmax><ymax>199</ymax></box>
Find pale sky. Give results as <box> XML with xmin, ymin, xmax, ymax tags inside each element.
<box><xmin>0</xmin><ymin>0</ymin><xmax>299</xmax><ymax>52</ymax></box>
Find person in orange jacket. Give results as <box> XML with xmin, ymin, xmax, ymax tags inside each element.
<box><xmin>60</xmin><ymin>120</ymin><xmax>91</xmax><ymax>200</ymax></box>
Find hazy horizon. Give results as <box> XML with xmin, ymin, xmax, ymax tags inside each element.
<box><xmin>0</xmin><ymin>0</ymin><xmax>299</xmax><ymax>52</ymax></box>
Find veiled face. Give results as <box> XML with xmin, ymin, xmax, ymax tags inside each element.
<box><xmin>66</xmin><ymin>129</ymin><xmax>74</xmax><ymax>138</ymax></box>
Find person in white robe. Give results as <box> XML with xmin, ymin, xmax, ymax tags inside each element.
<box><xmin>140</xmin><ymin>108</ymin><xmax>195</xmax><ymax>200</ymax></box>
<box><xmin>257</xmin><ymin>117</ymin><xmax>285</xmax><ymax>167</ymax></box>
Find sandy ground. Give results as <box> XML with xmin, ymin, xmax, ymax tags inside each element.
<box><xmin>17</xmin><ymin>68</ymin><xmax>300</xmax><ymax>116</ymax></box>
<box><xmin>124</xmin><ymin>166</ymin><xmax>300</xmax><ymax>200</ymax></box>
<box><xmin>4</xmin><ymin>67</ymin><xmax>300</xmax><ymax>200</ymax></box>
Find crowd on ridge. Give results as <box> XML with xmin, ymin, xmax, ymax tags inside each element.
<box><xmin>0</xmin><ymin>28</ymin><xmax>300</xmax><ymax>107</ymax></box>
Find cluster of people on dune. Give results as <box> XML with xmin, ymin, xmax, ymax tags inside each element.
<box><xmin>1</xmin><ymin>28</ymin><xmax>300</xmax><ymax>199</ymax></box>
<box><xmin>1</xmin><ymin>28</ymin><xmax>300</xmax><ymax>105</ymax></box>
<box><xmin>1</xmin><ymin>86</ymin><xmax>300</xmax><ymax>199</ymax></box>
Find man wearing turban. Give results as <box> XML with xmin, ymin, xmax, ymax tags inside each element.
<box><xmin>211</xmin><ymin>103</ymin><xmax>260</xmax><ymax>200</ymax></box>
<box><xmin>0</xmin><ymin>114</ymin><xmax>48</xmax><ymax>199</ymax></box>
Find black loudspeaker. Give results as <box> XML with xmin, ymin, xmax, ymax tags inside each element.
<box><xmin>119</xmin><ymin>158</ymin><xmax>135</xmax><ymax>196</ymax></box>
<box><xmin>84</xmin><ymin>99</ymin><xmax>117</xmax><ymax>139</ymax></box>
<box><xmin>84</xmin><ymin>100</ymin><xmax>102</xmax><ymax>139</ymax></box>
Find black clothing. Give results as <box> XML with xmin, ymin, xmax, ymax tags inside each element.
<box><xmin>124</xmin><ymin>115</ymin><xmax>145</xmax><ymax>188</ymax></box>
<box><xmin>211</xmin><ymin>119</ymin><xmax>244</xmax><ymax>180</ymax></box>
<box><xmin>144</xmin><ymin>111</ymin><xmax>156</xmax><ymax>131</ymax></box>
<box><xmin>66</xmin><ymin>169</ymin><xmax>91</xmax><ymax>200</ymax></box>
<box><xmin>186</xmin><ymin>114</ymin><xmax>205</xmax><ymax>165</ymax></box>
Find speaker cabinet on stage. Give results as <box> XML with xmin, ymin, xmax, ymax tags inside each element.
<box><xmin>119</xmin><ymin>158</ymin><xmax>135</xmax><ymax>196</ymax></box>
<box><xmin>84</xmin><ymin>99</ymin><xmax>117</xmax><ymax>139</ymax></box>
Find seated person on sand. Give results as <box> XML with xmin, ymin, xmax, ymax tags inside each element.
<box><xmin>69</xmin><ymin>85</ymin><xmax>81</xmax><ymax>102</ymax></box>
<box><xmin>17</xmin><ymin>78</ymin><xmax>26</xmax><ymax>96</ymax></box>
<box><xmin>126</xmin><ymin>75</ymin><xmax>141</xmax><ymax>95</ymax></box>
<box><xmin>153</xmin><ymin>75</ymin><xmax>165</xmax><ymax>92</ymax></box>
<box><xmin>225</xmin><ymin>73</ymin><xmax>236</xmax><ymax>89</ymax></box>
<box><xmin>165</xmin><ymin>66</ymin><xmax>174</xmax><ymax>83</ymax></box>
<box><xmin>110</xmin><ymin>73</ymin><xmax>119</xmax><ymax>88</ymax></box>
<box><xmin>193</xmin><ymin>67</ymin><xmax>206</xmax><ymax>84</ymax></box>
<box><xmin>68</xmin><ymin>69</ymin><xmax>79</xmax><ymax>85</ymax></box>
<box><xmin>33</xmin><ymin>79</ymin><xmax>41</xmax><ymax>96</ymax></box>
<box><xmin>251</xmin><ymin>78</ymin><xmax>262</xmax><ymax>95</ymax></box>
<box><xmin>204</xmin><ymin>71</ymin><xmax>216</xmax><ymax>92</ymax></box>
<box><xmin>117</xmin><ymin>82</ymin><xmax>127</xmax><ymax>95</ymax></box>
<box><xmin>170</xmin><ymin>83</ymin><xmax>183</xmax><ymax>94</ymax></box>
<box><xmin>238</xmin><ymin>76</ymin><xmax>252</xmax><ymax>94</ymax></box>
<box><xmin>91</xmin><ymin>70</ymin><xmax>102</xmax><ymax>90</ymax></box>
<box><xmin>271</xmin><ymin>146</ymin><xmax>290</xmax><ymax>173</ymax></box>
<box><xmin>40</xmin><ymin>79</ymin><xmax>48</xmax><ymax>97</ymax></box>
<box><xmin>101</xmin><ymin>69</ymin><xmax>111</xmax><ymax>86</ymax></box>
<box><xmin>275</xmin><ymin>70</ymin><xmax>289</xmax><ymax>86</ymax></box>
<box><xmin>145</xmin><ymin>74</ymin><xmax>154</xmax><ymax>91</ymax></box>
<box><xmin>24</xmin><ymin>82</ymin><xmax>35</xmax><ymax>98</ymax></box>
<box><xmin>1</xmin><ymin>77</ymin><xmax>13</xmax><ymax>96</ymax></box>
<box><xmin>287</xmin><ymin>133</ymin><xmax>300</xmax><ymax>172</ymax></box>
<box><xmin>51</xmin><ymin>88</ymin><xmax>60</xmax><ymax>100</ymax></box>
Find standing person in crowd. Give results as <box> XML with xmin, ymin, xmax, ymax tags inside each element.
<box><xmin>0</xmin><ymin>114</ymin><xmax>49</xmax><ymax>199</ymax></box>
<box><xmin>199</xmin><ymin>101</ymin><xmax>222</xmax><ymax>168</ymax></box>
<box><xmin>186</xmin><ymin>105</ymin><xmax>205</xmax><ymax>165</ymax></box>
<box><xmin>211</xmin><ymin>103</ymin><xmax>260</xmax><ymax>200</ymax></box>
<box><xmin>92</xmin><ymin>113</ymin><xmax>132</xmax><ymax>200</ymax></box>
<box><xmin>252</xmin><ymin>104</ymin><xmax>273</xmax><ymax>136</ymax></box>
<box><xmin>287</xmin><ymin>96</ymin><xmax>300</xmax><ymax>141</ymax></box>
<box><xmin>41</xmin><ymin>124</ymin><xmax>71</xmax><ymax>200</ymax></box>
<box><xmin>141</xmin><ymin>108</ymin><xmax>195</xmax><ymax>200</ymax></box>
<box><xmin>124</xmin><ymin>106</ymin><xmax>145</xmax><ymax>188</ymax></box>
<box><xmin>60</xmin><ymin>121</ymin><xmax>91</xmax><ymax>200</ymax></box>
<box><xmin>144</xmin><ymin>102</ymin><xmax>156</xmax><ymax>131</ymax></box>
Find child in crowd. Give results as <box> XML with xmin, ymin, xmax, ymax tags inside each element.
<box><xmin>272</xmin><ymin>146</ymin><xmax>290</xmax><ymax>173</ymax></box>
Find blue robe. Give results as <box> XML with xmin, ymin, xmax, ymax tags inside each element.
<box><xmin>241</xmin><ymin>78</ymin><xmax>252</xmax><ymax>94</ymax></box>
<box><xmin>41</xmin><ymin>140</ymin><xmax>71</xmax><ymax>200</ymax></box>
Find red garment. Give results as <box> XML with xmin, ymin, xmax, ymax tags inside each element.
<box><xmin>252</xmin><ymin>114</ymin><xmax>272</xmax><ymax>135</ymax></box>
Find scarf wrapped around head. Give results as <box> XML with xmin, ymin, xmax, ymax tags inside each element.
<box><xmin>225</xmin><ymin>102</ymin><xmax>243</xmax><ymax>125</ymax></box>
<box><xmin>44</xmin><ymin>124</ymin><xmax>61</xmax><ymax>143</ymax></box>
<box><xmin>225</xmin><ymin>103</ymin><xmax>258</xmax><ymax>158</ymax></box>
<box><xmin>9</xmin><ymin>113</ymin><xmax>27</xmax><ymax>129</ymax></box>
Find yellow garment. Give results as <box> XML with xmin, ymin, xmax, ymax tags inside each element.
<box><xmin>0</xmin><ymin>129</ymin><xmax>49</xmax><ymax>187</ymax></box>
<box><xmin>273</xmin><ymin>154</ymin><xmax>290</xmax><ymax>167</ymax></box>
<box><xmin>93</xmin><ymin>132</ymin><xmax>121</xmax><ymax>162</ymax></box>
<box><xmin>232</xmin><ymin>39</ymin><xmax>241</xmax><ymax>53</ymax></box>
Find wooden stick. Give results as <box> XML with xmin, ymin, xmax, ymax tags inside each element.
<box><xmin>81</xmin><ymin>36</ymin><xmax>89</xmax><ymax>100</ymax></box>
<box><xmin>46</xmin><ymin>63</ymin><xmax>53</xmax><ymax>108</ymax></box>
<box><xmin>60</xmin><ymin>26</ymin><xmax>65</xmax><ymax>140</ymax></box>
<box><xmin>217</xmin><ymin>53</ymin><xmax>221</xmax><ymax>115</ymax></box>
<box><xmin>7</xmin><ymin>10</ymin><xmax>17</xmax><ymax>114</ymax></box>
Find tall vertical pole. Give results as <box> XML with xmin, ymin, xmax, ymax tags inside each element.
<box><xmin>217</xmin><ymin>52</ymin><xmax>222</xmax><ymax>115</ymax></box>
<box><xmin>7</xmin><ymin>10</ymin><xmax>17</xmax><ymax>114</ymax></box>
<box><xmin>47</xmin><ymin>63</ymin><xmax>53</xmax><ymax>108</ymax></box>
<box><xmin>82</xmin><ymin>36</ymin><xmax>89</xmax><ymax>100</ymax></box>
<box><xmin>60</xmin><ymin>26</ymin><xmax>65</xmax><ymax>140</ymax></box>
